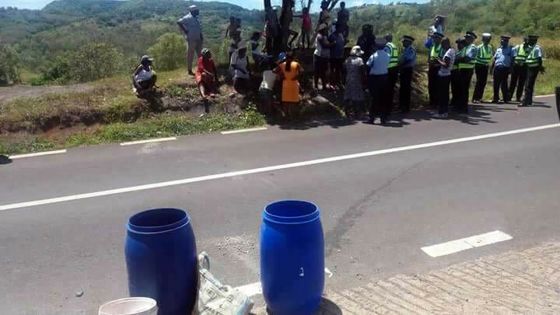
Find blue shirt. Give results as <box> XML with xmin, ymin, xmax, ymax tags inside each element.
<box><xmin>465</xmin><ymin>44</ymin><xmax>477</xmax><ymax>61</ymax></box>
<box><xmin>400</xmin><ymin>46</ymin><xmax>416</xmax><ymax>68</ymax></box>
<box><xmin>494</xmin><ymin>45</ymin><xmax>513</xmax><ymax>68</ymax></box>
<box><xmin>329</xmin><ymin>33</ymin><xmax>345</xmax><ymax>59</ymax></box>
<box><xmin>367</xmin><ymin>50</ymin><xmax>390</xmax><ymax>75</ymax></box>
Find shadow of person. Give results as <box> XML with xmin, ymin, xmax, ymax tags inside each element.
<box><xmin>0</xmin><ymin>155</ymin><xmax>12</xmax><ymax>165</ymax></box>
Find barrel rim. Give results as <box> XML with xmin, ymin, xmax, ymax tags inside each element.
<box><xmin>127</xmin><ymin>208</ymin><xmax>191</xmax><ymax>234</ymax></box>
<box><xmin>263</xmin><ymin>200</ymin><xmax>320</xmax><ymax>224</ymax></box>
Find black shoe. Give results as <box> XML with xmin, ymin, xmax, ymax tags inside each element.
<box><xmin>188</xmin><ymin>71</ymin><xmax>195</xmax><ymax>76</ymax></box>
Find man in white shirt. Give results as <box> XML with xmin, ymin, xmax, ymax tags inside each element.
<box><xmin>178</xmin><ymin>5</ymin><xmax>203</xmax><ymax>75</ymax></box>
<box><xmin>366</xmin><ymin>39</ymin><xmax>391</xmax><ymax>125</ymax></box>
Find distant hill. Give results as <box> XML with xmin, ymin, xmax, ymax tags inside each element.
<box><xmin>1</xmin><ymin>0</ymin><xmax>559</xmax><ymax>80</ymax></box>
<box><xmin>1</xmin><ymin>0</ymin><xmax>263</xmax><ymax>69</ymax></box>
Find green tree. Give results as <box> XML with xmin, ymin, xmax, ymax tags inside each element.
<box><xmin>148</xmin><ymin>33</ymin><xmax>186</xmax><ymax>71</ymax></box>
<box><xmin>0</xmin><ymin>44</ymin><xmax>21</xmax><ymax>85</ymax></box>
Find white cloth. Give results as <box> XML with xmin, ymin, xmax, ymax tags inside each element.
<box><xmin>438</xmin><ymin>48</ymin><xmax>455</xmax><ymax>77</ymax></box>
<box><xmin>366</xmin><ymin>50</ymin><xmax>390</xmax><ymax>75</ymax></box>
<box><xmin>178</xmin><ymin>13</ymin><xmax>202</xmax><ymax>41</ymax></box>
<box><xmin>314</xmin><ymin>34</ymin><xmax>330</xmax><ymax>58</ymax></box>
<box><xmin>230</xmin><ymin>51</ymin><xmax>249</xmax><ymax>79</ymax></box>
<box><xmin>135</xmin><ymin>68</ymin><xmax>154</xmax><ymax>82</ymax></box>
<box><xmin>260</xmin><ymin>70</ymin><xmax>276</xmax><ymax>90</ymax></box>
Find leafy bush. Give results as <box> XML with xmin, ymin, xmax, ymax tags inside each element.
<box><xmin>0</xmin><ymin>44</ymin><xmax>21</xmax><ymax>85</ymax></box>
<box><xmin>40</xmin><ymin>43</ymin><xmax>127</xmax><ymax>83</ymax></box>
<box><xmin>148</xmin><ymin>33</ymin><xmax>187</xmax><ymax>71</ymax></box>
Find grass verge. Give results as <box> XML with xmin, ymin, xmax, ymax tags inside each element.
<box><xmin>1</xmin><ymin>108</ymin><xmax>265</xmax><ymax>155</ymax></box>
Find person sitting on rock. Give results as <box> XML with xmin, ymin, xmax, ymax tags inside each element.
<box><xmin>132</xmin><ymin>55</ymin><xmax>157</xmax><ymax>98</ymax></box>
<box><xmin>196</xmin><ymin>48</ymin><xmax>218</xmax><ymax>100</ymax></box>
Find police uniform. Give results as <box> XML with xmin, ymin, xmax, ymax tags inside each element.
<box><xmin>522</xmin><ymin>35</ymin><xmax>544</xmax><ymax>106</ymax></box>
<box><xmin>384</xmin><ymin>35</ymin><xmax>400</xmax><ymax>112</ymax></box>
<box><xmin>492</xmin><ymin>36</ymin><xmax>513</xmax><ymax>103</ymax></box>
<box><xmin>473</xmin><ymin>33</ymin><xmax>493</xmax><ymax>103</ymax></box>
<box><xmin>451</xmin><ymin>37</ymin><xmax>466</xmax><ymax>110</ymax></box>
<box><xmin>509</xmin><ymin>38</ymin><xmax>530</xmax><ymax>102</ymax></box>
<box><xmin>457</xmin><ymin>31</ymin><xmax>478</xmax><ymax>113</ymax></box>
<box><xmin>428</xmin><ymin>32</ymin><xmax>444</xmax><ymax>108</ymax></box>
<box><xmin>399</xmin><ymin>35</ymin><xmax>416</xmax><ymax>113</ymax></box>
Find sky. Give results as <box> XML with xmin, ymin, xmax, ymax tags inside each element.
<box><xmin>0</xmin><ymin>0</ymin><xmax>426</xmax><ymax>11</ymax></box>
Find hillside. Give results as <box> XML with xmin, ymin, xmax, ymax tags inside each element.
<box><xmin>1</xmin><ymin>0</ymin><xmax>559</xmax><ymax>84</ymax></box>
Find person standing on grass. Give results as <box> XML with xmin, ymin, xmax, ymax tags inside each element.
<box><xmin>259</xmin><ymin>61</ymin><xmax>278</xmax><ymax>115</ymax></box>
<box><xmin>344</xmin><ymin>46</ymin><xmax>367</xmax><ymax>119</ymax></box>
<box><xmin>451</xmin><ymin>37</ymin><xmax>466</xmax><ymax>110</ymax></box>
<box><xmin>472</xmin><ymin>33</ymin><xmax>494</xmax><ymax>103</ymax></box>
<box><xmin>230</xmin><ymin>43</ymin><xmax>250</xmax><ymax>95</ymax></box>
<box><xmin>399</xmin><ymin>35</ymin><xmax>416</xmax><ymax>114</ymax></box>
<box><xmin>313</xmin><ymin>24</ymin><xmax>332</xmax><ymax>91</ymax></box>
<box><xmin>328</xmin><ymin>23</ymin><xmax>346</xmax><ymax>90</ymax></box>
<box><xmin>196</xmin><ymin>48</ymin><xmax>218</xmax><ymax>100</ymax></box>
<box><xmin>427</xmin><ymin>32</ymin><xmax>444</xmax><ymax>108</ymax></box>
<box><xmin>274</xmin><ymin>50</ymin><xmax>303</xmax><ymax>118</ymax></box>
<box><xmin>357</xmin><ymin>24</ymin><xmax>375</xmax><ymax>61</ymax></box>
<box><xmin>384</xmin><ymin>34</ymin><xmax>400</xmax><ymax>112</ymax></box>
<box><xmin>509</xmin><ymin>37</ymin><xmax>530</xmax><ymax>103</ymax></box>
<box><xmin>434</xmin><ymin>38</ymin><xmax>455</xmax><ymax>118</ymax></box>
<box><xmin>521</xmin><ymin>35</ymin><xmax>545</xmax><ymax>107</ymax></box>
<box><xmin>456</xmin><ymin>31</ymin><xmax>478</xmax><ymax>114</ymax></box>
<box><xmin>294</xmin><ymin>7</ymin><xmax>312</xmax><ymax>49</ymax></box>
<box><xmin>177</xmin><ymin>5</ymin><xmax>203</xmax><ymax>76</ymax></box>
<box><xmin>366</xmin><ymin>38</ymin><xmax>390</xmax><ymax>125</ymax></box>
<box><xmin>337</xmin><ymin>2</ymin><xmax>350</xmax><ymax>40</ymax></box>
<box><xmin>490</xmin><ymin>36</ymin><xmax>513</xmax><ymax>104</ymax></box>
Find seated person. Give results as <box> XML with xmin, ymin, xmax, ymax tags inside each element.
<box><xmin>132</xmin><ymin>55</ymin><xmax>157</xmax><ymax>97</ymax></box>
<box><xmin>196</xmin><ymin>48</ymin><xmax>219</xmax><ymax>99</ymax></box>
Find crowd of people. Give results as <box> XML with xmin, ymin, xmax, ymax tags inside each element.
<box><xmin>131</xmin><ymin>5</ymin><xmax>546</xmax><ymax>125</ymax></box>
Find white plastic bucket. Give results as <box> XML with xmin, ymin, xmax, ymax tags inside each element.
<box><xmin>98</xmin><ymin>297</ymin><xmax>157</xmax><ymax>315</ymax></box>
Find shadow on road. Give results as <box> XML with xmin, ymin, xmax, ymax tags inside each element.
<box><xmin>0</xmin><ymin>155</ymin><xmax>12</xmax><ymax>165</ymax></box>
<box><xmin>261</xmin><ymin>297</ymin><xmax>343</xmax><ymax>315</ymax></box>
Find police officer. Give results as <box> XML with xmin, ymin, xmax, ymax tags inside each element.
<box><xmin>521</xmin><ymin>35</ymin><xmax>544</xmax><ymax>107</ymax></box>
<box><xmin>509</xmin><ymin>37</ymin><xmax>530</xmax><ymax>103</ymax></box>
<box><xmin>451</xmin><ymin>37</ymin><xmax>467</xmax><ymax>110</ymax></box>
<box><xmin>491</xmin><ymin>35</ymin><xmax>513</xmax><ymax>104</ymax></box>
<box><xmin>456</xmin><ymin>31</ymin><xmax>478</xmax><ymax>113</ymax></box>
<box><xmin>427</xmin><ymin>32</ymin><xmax>444</xmax><ymax>108</ymax></box>
<box><xmin>384</xmin><ymin>34</ymin><xmax>400</xmax><ymax>111</ymax></box>
<box><xmin>399</xmin><ymin>35</ymin><xmax>416</xmax><ymax>114</ymax></box>
<box><xmin>472</xmin><ymin>33</ymin><xmax>493</xmax><ymax>103</ymax></box>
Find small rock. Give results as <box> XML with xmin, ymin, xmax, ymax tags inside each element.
<box><xmin>75</xmin><ymin>290</ymin><xmax>84</xmax><ymax>298</ymax></box>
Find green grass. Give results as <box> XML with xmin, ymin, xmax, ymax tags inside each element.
<box><xmin>0</xmin><ymin>108</ymin><xmax>265</xmax><ymax>155</ymax></box>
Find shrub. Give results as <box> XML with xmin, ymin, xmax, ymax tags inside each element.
<box><xmin>148</xmin><ymin>33</ymin><xmax>186</xmax><ymax>71</ymax></box>
<box><xmin>0</xmin><ymin>44</ymin><xmax>21</xmax><ymax>85</ymax></box>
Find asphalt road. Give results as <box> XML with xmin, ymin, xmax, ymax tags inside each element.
<box><xmin>1</xmin><ymin>96</ymin><xmax>559</xmax><ymax>314</ymax></box>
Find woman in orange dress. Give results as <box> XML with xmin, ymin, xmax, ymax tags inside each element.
<box><xmin>274</xmin><ymin>51</ymin><xmax>303</xmax><ymax>118</ymax></box>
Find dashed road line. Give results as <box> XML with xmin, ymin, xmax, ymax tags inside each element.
<box><xmin>120</xmin><ymin>137</ymin><xmax>177</xmax><ymax>146</ymax></box>
<box><xmin>421</xmin><ymin>230</ymin><xmax>513</xmax><ymax>257</ymax></box>
<box><xmin>8</xmin><ymin>150</ymin><xmax>67</xmax><ymax>160</ymax></box>
<box><xmin>221</xmin><ymin>127</ymin><xmax>268</xmax><ymax>135</ymax></box>
<box><xmin>1</xmin><ymin>123</ymin><xmax>559</xmax><ymax>211</ymax></box>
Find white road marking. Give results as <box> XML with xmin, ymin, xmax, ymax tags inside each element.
<box><xmin>421</xmin><ymin>230</ymin><xmax>513</xmax><ymax>258</ymax></box>
<box><xmin>535</xmin><ymin>94</ymin><xmax>555</xmax><ymax>98</ymax></box>
<box><xmin>221</xmin><ymin>127</ymin><xmax>267</xmax><ymax>135</ymax></box>
<box><xmin>9</xmin><ymin>150</ymin><xmax>67</xmax><ymax>160</ymax></box>
<box><xmin>120</xmin><ymin>137</ymin><xmax>177</xmax><ymax>146</ymax></box>
<box><xmin>235</xmin><ymin>282</ymin><xmax>262</xmax><ymax>297</ymax></box>
<box><xmin>1</xmin><ymin>123</ymin><xmax>559</xmax><ymax>212</ymax></box>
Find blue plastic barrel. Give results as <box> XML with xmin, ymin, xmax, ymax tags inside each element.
<box><xmin>260</xmin><ymin>200</ymin><xmax>325</xmax><ymax>315</ymax></box>
<box><xmin>125</xmin><ymin>208</ymin><xmax>198</xmax><ymax>315</ymax></box>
